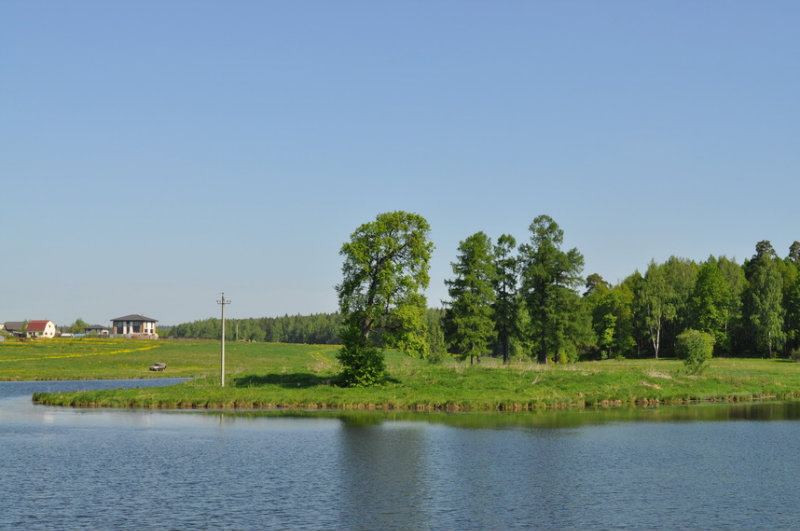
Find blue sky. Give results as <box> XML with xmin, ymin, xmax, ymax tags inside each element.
<box><xmin>3</xmin><ymin>1</ymin><xmax>799</xmax><ymax>326</ymax></box>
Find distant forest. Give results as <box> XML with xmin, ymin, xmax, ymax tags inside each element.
<box><xmin>167</xmin><ymin>236</ymin><xmax>800</xmax><ymax>362</ymax></box>
<box><xmin>166</xmin><ymin>310</ymin><xmax>446</xmax><ymax>352</ymax></box>
<box><xmin>167</xmin><ymin>313</ymin><xmax>343</xmax><ymax>345</ymax></box>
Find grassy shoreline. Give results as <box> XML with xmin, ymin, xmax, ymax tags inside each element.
<box><xmin>4</xmin><ymin>338</ymin><xmax>800</xmax><ymax>411</ymax></box>
<box><xmin>32</xmin><ymin>384</ymin><xmax>800</xmax><ymax>412</ymax></box>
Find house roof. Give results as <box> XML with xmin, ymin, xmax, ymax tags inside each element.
<box><xmin>27</xmin><ymin>320</ymin><xmax>53</xmax><ymax>332</ymax></box>
<box><xmin>3</xmin><ymin>322</ymin><xmax>25</xmax><ymax>331</ymax></box>
<box><xmin>111</xmin><ymin>314</ymin><xmax>158</xmax><ymax>323</ymax></box>
<box><xmin>85</xmin><ymin>324</ymin><xmax>110</xmax><ymax>330</ymax></box>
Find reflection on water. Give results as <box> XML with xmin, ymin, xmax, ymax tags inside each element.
<box><xmin>2</xmin><ymin>380</ymin><xmax>800</xmax><ymax>531</ymax></box>
<box><xmin>203</xmin><ymin>400</ymin><xmax>800</xmax><ymax>429</ymax></box>
<box><xmin>337</xmin><ymin>422</ymin><xmax>435</xmax><ymax>530</ymax></box>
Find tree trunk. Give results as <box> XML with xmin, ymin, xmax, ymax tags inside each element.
<box><xmin>652</xmin><ymin>324</ymin><xmax>661</xmax><ymax>359</ymax></box>
<box><xmin>538</xmin><ymin>324</ymin><xmax>548</xmax><ymax>364</ymax></box>
<box><xmin>648</xmin><ymin>314</ymin><xmax>663</xmax><ymax>359</ymax></box>
<box><xmin>768</xmin><ymin>330</ymin><xmax>773</xmax><ymax>359</ymax></box>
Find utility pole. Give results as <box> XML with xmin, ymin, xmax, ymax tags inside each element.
<box><xmin>217</xmin><ymin>292</ymin><xmax>231</xmax><ymax>387</ymax></box>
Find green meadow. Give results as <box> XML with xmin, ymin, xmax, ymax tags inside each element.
<box><xmin>3</xmin><ymin>337</ymin><xmax>800</xmax><ymax>410</ymax></box>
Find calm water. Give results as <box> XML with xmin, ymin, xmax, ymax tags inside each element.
<box><xmin>2</xmin><ymin>380</ymin><xmax>800</xmax><ymax>530</ymax></box>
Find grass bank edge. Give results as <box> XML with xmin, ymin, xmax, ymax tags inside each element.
<box><xmin>8</xmin><ymin>338</ymin><xmax>800</xmax><ymax>411</ymax></box>
<box><xmin>32</xmin><ymin>365</ymin><xmax>800</xmax><ymax>412</ymax></box>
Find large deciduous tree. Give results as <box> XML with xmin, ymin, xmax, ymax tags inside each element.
<box><xmin>336</xmin><ymin>211</ymin><xmax>433</xmax><ymax>386</ymax></box>
<box><xmin>520</xmin><ymin>215</ymin><xmax>586</xmax><ymax>364</ymax></box>
<box><xmin>443</xmin><ymin>232</ymin><xmax>497</xmax><ymax>365</ymax></box>
<box><xmin>584</xmin><ymin>274</ymin><xmax>636</xmax><ymax>360</ymax></box>
<box><xmin>717</xmin><ymin>256</ymin><xmax>746</xmax><ymax>355</ymax></box>
<box><xmin>783</xmin><ymin>242</ymin><xmax>800</xmax><ymax>354</ymax></box>
<box><xmin>635</xmin><ymin>257</ymin><xmax>698</xmax><ymax>359</ymax></box>
<box><xmin>744</xmin><ymin>241</ymin><xmax>785</xmax><ymax>358</ymax></box>
<box><xmin>660</xmin><ymin>256</ymin><xmax>698</xmax><ymax>345</ymax></box>
<box><xmin>690</xmin><ymin>257</ymin><xmax>731</xmax><ymax>355</ymax></box>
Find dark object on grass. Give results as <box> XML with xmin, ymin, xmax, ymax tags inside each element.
<box><xmin>149</xmin><ymin>363</ymin><xmax>167</xmax><ymax>372</ymax></box>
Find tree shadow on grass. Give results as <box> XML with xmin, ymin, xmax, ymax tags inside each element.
<box><xmin>233</xmin><ymin>373</ymin><xmax>401</xmax><ymax>389</ymax></box>
<box><xmin>233</xmin><ymin>373</ymin><xmax>336</xmax><ymax>389</ymax></box>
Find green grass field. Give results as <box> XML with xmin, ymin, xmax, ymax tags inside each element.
<box><xmin>3</xmin><ymin>337</ymin><xmax>800</xmax><ymax>411</ymax></box>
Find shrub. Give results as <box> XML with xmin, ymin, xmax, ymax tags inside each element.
<box><xmin>676</xmin><ymin>329</ymin><xmax>715</xmax><ymax>374</ymax></box>
<box><xmin>336</xmin><ymin>344</ymin><xmax>386</xmax><ymax>387</ymax></box>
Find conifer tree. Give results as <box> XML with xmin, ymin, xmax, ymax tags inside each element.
<box><xmin>443</xmin><ymin>232</ymin><xmax>496</xmax><ymax>365</ymax></box>
<box><xmin>520</xmin><ymin>215</ymin><xmax>585</xmax><ymax>364</ymax></box>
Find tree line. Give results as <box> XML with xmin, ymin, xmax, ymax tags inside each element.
<box><xmin>442</xmin><ymin>216</ymin><xmax>800</xmax><ymax>363</ymax></box>
<box><xmin>167</xmin><ymin>313</ymin><xmax>342</xmax><ymax>344</ymax></box>
<box><xmin>166</xmin><ymin>309</ymin><xmax>446</xmax><ymax>351</ymax></box>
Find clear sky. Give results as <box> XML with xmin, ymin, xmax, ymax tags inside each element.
<box><xmin>3</xmin><ymin>1</ymin><xmax>799</xmax><ymax>326</ymax></box>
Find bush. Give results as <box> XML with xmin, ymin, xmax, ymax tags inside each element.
<box><xmin>426</xmin><ymin>349</ymin><xmax>445</xmax><ymax>364</ymax></box>
<box><xmin>336</xmin><ymin>344</ymin><xmax>386</xmax><ymax>387</ymax></box>
<box><xmin>676</xmin><ymin>329</ymin><xmax>715</xmax><ymax>374</ymax></box>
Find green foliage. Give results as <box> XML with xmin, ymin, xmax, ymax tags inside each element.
<box><xmin>690</xmin><ymin>257</ymin><xmax>731</xmax><ymax>354</ymax></box>
<box><xmin>520</xmin><ymin>215</ymin><xmax>586</xmax><ymax>364</ymax></box>
<box><xmin>598</xmin><ymin>313</ymin><xmax>616</xmax><ymax>360</ymax></box>
<box><xmin>443</xmin><ymin>232</ymin><xmax>497</xmax><ymax>364</ymax></box>
<box><xmin>584</xmin><ymin>275</ymin><xmax>636</xmax><ymax>360</ymax></box>
<box><xmin>636</xmin><ymin>258</ymin><xmax>698</xmax><ymax>359</ymax></box>
<box><xmin>66</xmin><ymin>318</ymin><xmax>90</xmax><ymax>335</ymax></box>
<box><xmin>335</xmin><ymin>341</ymin><xmax>386</xmax><ymax>387</ymax></box>
<box><xmin>744</xmin><ymin>243</ymin><xmax>785</xmax><ymax>358</ymax></box>
<box><xmin>336</xmin><ymin>211</ymin><xmax>433</xmax><ymax>386</ymax></box>
<box><xmin>492</xmin><ymin>234</ymin><xmax>520</xmax><ymax>363</ymax></box>
<box><xmin>382</xmin><ymin>294</ymin><xmax>430</xmax><ymax>357</ymax></box>
<box><xmin>780</xmin><ymin>247</ymin><xmax>800</xmax><ymax>355</ymax></box>
<box><xmin>171</xmin><ymin>314</ymin><xmax>342</xmax><ymax>344</ymax></box>
<box><xmin>676</xmin><ymin>329</ymin><xmax>715</xmax><ymax>374</ymax></box>
<box><xmin>621</xmin><ymin>271</ymin><xmax>648</xmax><ymax>357</ymax></box>
<box><xmin>717</xmin><ymin>256</ymin><xmax>747</xmax><ymax>354</ymax></box>
<box><xmin>424</xmin><ymin>309</ymin><xmax>447</xmax><ymax>362</ymax></box>
<box><xmin>661</xmin><ymin>257</ymin><xmax>699</xmax><ymax>339</ymax></box>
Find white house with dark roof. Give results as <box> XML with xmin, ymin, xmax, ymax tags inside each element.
<box><xmin>111</xmin><ymin>314</ymin><xmax>158</xmax><ymax>339</ymax></box>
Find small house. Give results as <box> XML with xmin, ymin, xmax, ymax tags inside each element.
<box><xmin>84</xmin><ymin>325</ymin><xmax>111</xmax><ymax>337</ymax></box>
<box><xmin>26</xmin><ymin>320</ymin><xmax>57</xmax><ymax>338</ymax></box>
<box><xmin>111</xmin><ymin>314</ymin><xmax>158</xmax><ymax>339</ymax></box>
<box><xmin>3</xmin><ymin>322</ymin><xmax>25</xmax><ymax>336</ymax></box>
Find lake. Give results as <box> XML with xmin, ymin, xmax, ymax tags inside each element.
<box><xmin>1</xmin><ymin>380</ymin><xmax>799</xmax><ymax>530</ymax></box>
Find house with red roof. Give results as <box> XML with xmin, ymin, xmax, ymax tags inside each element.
<box><xmin>26</xmin><ymin>320</ymin><xmax>57</xmax><ymax>338</ymax></box>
